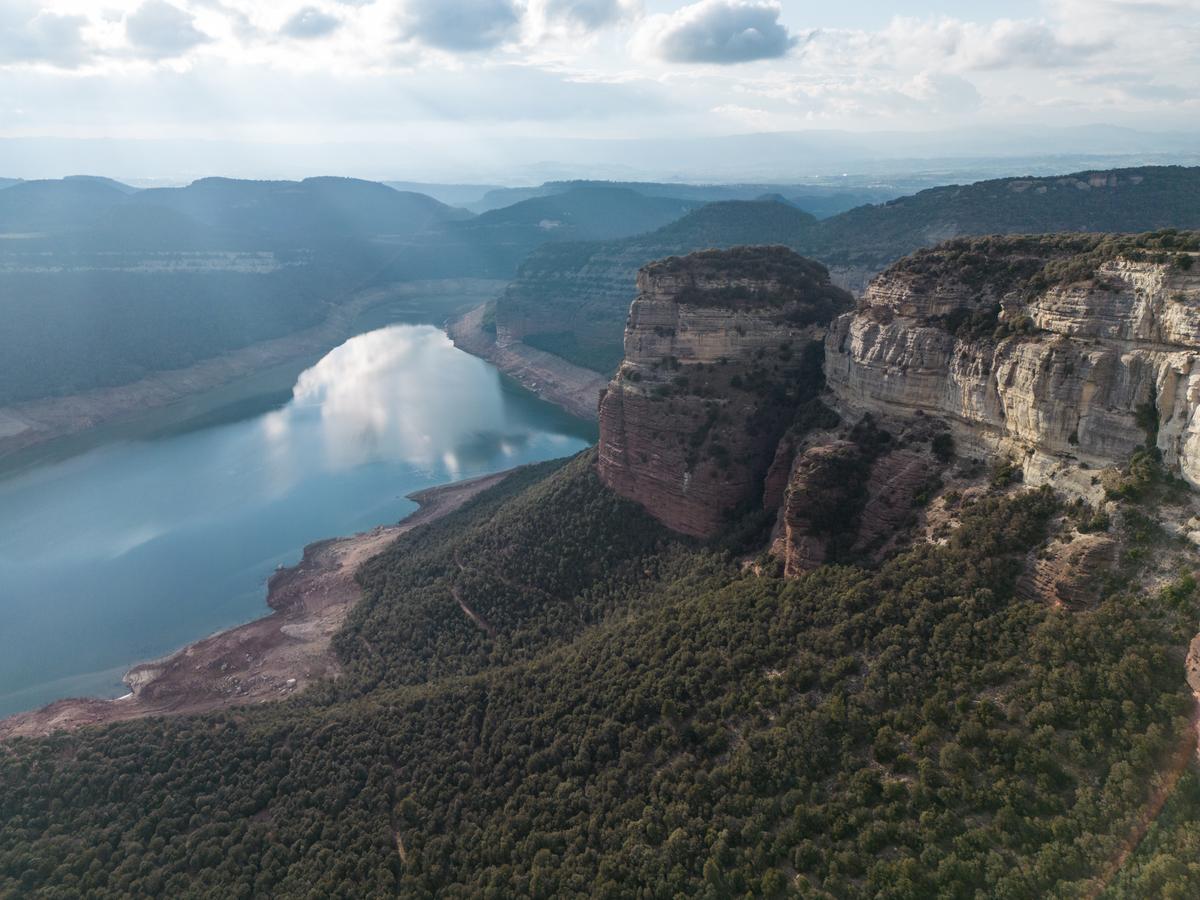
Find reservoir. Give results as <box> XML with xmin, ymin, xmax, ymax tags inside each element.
<box><xmin>0</xmin><ymin>324</ymin><xmax>595</xmax><ymax>717</ymax></box>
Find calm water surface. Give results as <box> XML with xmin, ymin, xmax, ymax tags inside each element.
<box><xmin>0</xmin><ymin>324</ymin><xmax>595</xmax><ymax>716</ymax></box>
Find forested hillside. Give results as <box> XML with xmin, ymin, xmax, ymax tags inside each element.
<box><xmin>2</xmin><ymin>452</ymin><xmax>1197</xmax><ymax>896</ymax></box>
<box><xmin>809</xmin><ymin>165</ymin><xmax>1200</xmax><ymax>274</ymax></box>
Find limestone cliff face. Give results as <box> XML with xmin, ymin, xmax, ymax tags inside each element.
<box><xmin>826</xmin><ymin>240</ymin><xmax>1200</xmax><ymax>492</ymax></box>
<box><xmin>597</xmin><ymin>234</ymin><xmax>1199</xmax><ymax>574</ymax></box>
<box><xmin>597</xmin><ymin>247</ymin><xmax>852</xmax><ymax>538</ymax></box>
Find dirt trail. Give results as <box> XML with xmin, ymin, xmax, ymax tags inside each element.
<box><xmin>1085</xmin><ymin>633</ymin><xmax>1200</xmax><ymax>897</ymax></box>
<box><xmin>0</xmin><ymin>469</ymin><xmax>514</xmax><ymax>740</ymax></box>
<box><xmin>451</xmin><ymin>549</ymin><xmax>497</xmax><ymax>638</ymax></box>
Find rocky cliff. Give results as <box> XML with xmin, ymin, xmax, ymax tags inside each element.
<box><xmin>596</xmin><ymin>231</ymin><xmax>1200</xmax><ymax>578</ymax></box>
<box><xmin>825</xmin><ymin>233</ymin><xmax>1200</xmax><ymax>494</ymax></box>
<box><xmin>596</xmin><ymin>246</ymin><xmax>852</xmax><ymax>537</ymax></box>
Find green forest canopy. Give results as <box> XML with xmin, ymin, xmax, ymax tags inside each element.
<box><xmin>2</xmin><ymin>452</ymin><xmax>1198</xmax><ymax>897</ymax></box>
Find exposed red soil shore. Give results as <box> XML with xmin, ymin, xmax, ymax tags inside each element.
<box><xmin>0</xmin><ymin>469</ymin><xmax>513</xmax><ymax>740</ymax></box>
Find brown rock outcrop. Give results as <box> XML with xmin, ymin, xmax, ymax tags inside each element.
<box><xmin>597</xmin><ymin>247</ymin><xmax>853</xmax><ymax>538</ymax></box>
<box><xmin>770</xmin><ymin>434</ymin><xmax>941</xmax><ymax>576</ymax></box>
<box><xmin>770</xmin><ymin>441</ymin><xmax>864</xmax><ymax>574</ymax></box>
<box><xmin>852</xmin><ymin>449</ymin><xmax>934</xmax><ymax>557</ymax></box>
<box><xmin>1018</xmin><ymin>532</ymin><xmax>1120</xmax><ymax>608</ymax></box>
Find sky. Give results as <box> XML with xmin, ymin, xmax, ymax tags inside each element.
<box><xmin>0</xmin><ymin>0</ymin><xmax>1196</xmax><ymax>181</ymax></box>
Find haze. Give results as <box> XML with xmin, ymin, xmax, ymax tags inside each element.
<box><xmin>2</xmin><ymin>0</ymin><xmax>1198</xmax><ymax>183</ymax></box>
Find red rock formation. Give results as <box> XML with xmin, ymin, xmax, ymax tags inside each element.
<box><xmin>770</xmin><ymin>441</ymin><xmax>863</xmax><ymax>574</ymax></box>
<box><xmin>852</xmin><ymin>449</ymin><xmax>934</xmax><ymax>559</ymax></box>
<box><xmin>770</xmin><ymin>430</ymin><xmax>944</xmax><ymax>576</ymax></box>
<box><xmin>597</xmin><ymin>247</ymin><xmax>852</xmax><ymax>538</ymax></box>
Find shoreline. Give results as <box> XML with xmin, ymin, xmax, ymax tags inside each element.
<box><xmin>0</xmin><ymin>468</ymin><xmax>516</xmax><ymax>740</ymax></box>
<box><xmin>447</xmin><ymin>303</ymin><xmax>605</xmax><ymax>422</ymax></box>
<box><xmin>0</xmin><ymin>278</ymin><xmax>505</xmax><ymax>464</ymax></box>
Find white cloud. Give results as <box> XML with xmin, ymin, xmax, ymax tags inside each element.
<box><xmin>634</xmin><ymin>0</ymin><xmax>796</xmax><ymax>64</ymax></box>
<box><xmin>281</xmin><ymin>7</ymin><xmax>341</xmax><ymax>40</ymax></box>
<box><xmin>397</xmin><ymin>0</ymin><xmax>522</xmax><ymax>51</ymax></box>
<box><xmin>535</xmin><ymin>0</ymin><xmax>631</xmax><ymax>31</ymax></box>
<box><xmin>0</xmin><ymin>2</ymin><xmax>91</xmax><ymax>67</ymax></box>
<box><xmin>0</xmin><ymin>0</ymin><xmax>1196</xmax><ymax>156</ymax></box>
<box><xmin>892</xmin><ymin>18</ymin><xmax>1105</xmax><ymax>71</ymax></box>
<box><xmin>125</xmin><ymin>1</ymin><xmax>211</xmax><ymax>58</ymax></box>
<box><xmin>796</xmin><ymin>18</ymin><xmax>1106</xmax><ymax>74</ymax></box>
<box><xmin>725</xmin><ymin>68</ymin><xmax>982</xmax><ymax>125</ymax></box>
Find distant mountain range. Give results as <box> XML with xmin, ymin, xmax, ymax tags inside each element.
<box><xmin>0</xmin><ymin>176</ymin><xmax>469</xmax><ymax>246</ymax></box>
<box><xmin>0</xmin><ymin>176</ymin><xmax>719</xmax><ymax>405</ymax></box>
<box><xmin>467</xmin><ymin>180</ymin><xmax>908</xmax><ymax>217</ymax></box>
<box><xmin>0</xmin><ymin>176</ymin><xmax>480</xmax><ymax>405</ymax></box>
<box><xmin>491</xmin><ymin>165</ymin><xmax>1200</xmax><ymax>374</ymax></box>
<box><xmin>4</xmin><ymin>164</ymin><xmax>1200</xmax><ymax>408</ymax></box>
<box><xmin>2</xmin><ymin>125</ymin><xmax>1197</xmax><ymax>183</ymax></box>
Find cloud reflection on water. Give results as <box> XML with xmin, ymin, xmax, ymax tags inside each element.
<box><xmin>261</xmin><ymin>324</ymin><xmax>513</xmax><ymax>479</ymax></box>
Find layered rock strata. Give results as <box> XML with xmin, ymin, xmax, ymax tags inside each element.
<box><xmin>825</xmin><ymin>237</ymin><xmax>1200</xmax><ymax>493</ymax></box>
<box><xmin>597</xmin><ymin>247</ymin><xmax>852</xmax><ymax>538</ymax></box>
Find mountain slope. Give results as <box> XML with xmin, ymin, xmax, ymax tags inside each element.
<box><xmin>811</xmin><ymin>165</ymin><xmax>1200</xmax><ymax>276</ymax></box>
<box><xmin>0</xmin><ymin>452</ymin><xmax>1194</xmax><ymax>896</ymax></box>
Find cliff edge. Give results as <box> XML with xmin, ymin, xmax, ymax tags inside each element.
<box><xmin>596</xmin><ymin>246</ymin><xmax>852</xmax><ymax>537</ymax></box>
<box><xmin>826</xmin><ymin>232</ymin><xmax>1200</xmax><ymax>496</ymax></box>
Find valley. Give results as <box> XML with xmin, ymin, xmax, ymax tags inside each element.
<box><xmin>4</xmin><ymin>169</ymin><xmax>1200</xmax><ymax>898</ymax></box>
<box><xmin>7</xmin><ymin>1</ymin><xmax>1200</xmax><ymax>893</ymax></box>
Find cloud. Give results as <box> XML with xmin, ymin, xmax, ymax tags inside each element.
<box><xmin>0</xmin><ymin>3</ymin><xmax>91</xmax><ymax>68</ymax></box>
<box><xmin>125</xmin><ymin>1</ymin><xmax>211</xmax><ymax>58</ymax></box>
<box><xmin>876</xmin><ymin>18</ymin><xmax>1105</xmax><ymax>71</ymax></box>
<box><xmin>951</xmin><ymin>20</ymin><xmax>1103</xmax><ymax>70</ymax></box>
<box><xmin>904</xmin><ymin>72</ymin><xmax>982</xmax><ymax>114</ymax></box>
<box><xmin>795</xmin><ymin>18</ymin><xmax>1106</xmax><ymax>74</ymax></box>
<box><xmin>281</xmin><ymin>7</ymin><xmax>342</xmax><ymax>39</ymax></box>
<box><xmin>397</xmin><ymin>0</ymin><xmax>522</xmax><ymax>51</ymax></box>
<box><xmin>734</xmin><ymin>69</ymin><xmax>982</xmax><ymax>124</ymax></box>
<box><xmin>634</xmin><ymin>0</ymin><xmax>797</xmax><ymax>64</ymax></box>
<box><xmin>536</xmin><ymin>0</ymin><xmax>630</xmax><ymax>31</ymax></box>
<box><xmin>1078</xmin><ymin>71</ymin><xmax>1193</xmax><ymax>101</ymax></box>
